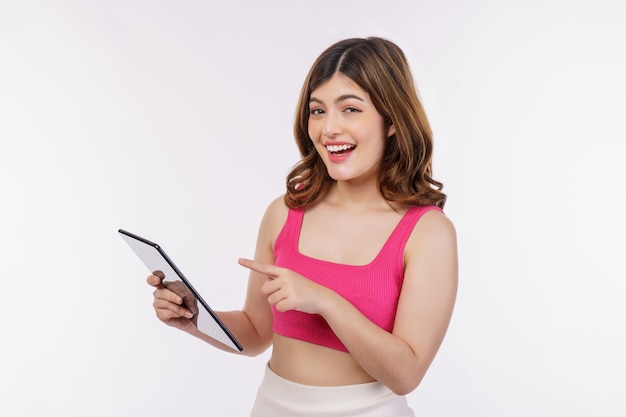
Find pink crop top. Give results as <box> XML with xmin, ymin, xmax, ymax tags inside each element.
<box><xmin>272</xmin><ymin>205</ymin><xmax>442</xmax><ymax>352</ymax></box>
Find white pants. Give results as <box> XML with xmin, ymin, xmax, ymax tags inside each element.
<box><xmin>250</xmin><ymin>364</ymin><xmax>415</xmax><ymax>417</ymax></box>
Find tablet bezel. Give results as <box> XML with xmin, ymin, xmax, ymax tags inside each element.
<box><xmin>118</xmin><ymin>228</ymin><xmax>243</xmax><ymax>352</ymax></box>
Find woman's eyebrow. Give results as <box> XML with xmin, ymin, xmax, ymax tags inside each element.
<box><xmin>309</xmin><ymin>94</ymin><xmax>365</xmax><ymax>105</ymax></box>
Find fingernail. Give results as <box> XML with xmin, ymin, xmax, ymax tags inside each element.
<box><xmin>185</xmin><ymin>311</ymin><xmax>194</xmax><ymax>319</ymax></box>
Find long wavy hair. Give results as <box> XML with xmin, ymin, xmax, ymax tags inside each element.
<box><xmin>285</xmin><ymin>37</ymin><xmax>446</xmax><ymax>209</ymax></box>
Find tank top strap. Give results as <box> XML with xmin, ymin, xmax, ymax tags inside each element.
<box><xmin>379</xmin><ymin>205</ymin><xmax>444</xmax><ymax>258</ymax></box>
<box><xmin>279</xmin><ymin>207</ymin><xmax>304</xmax><ymax>249</ymax></box>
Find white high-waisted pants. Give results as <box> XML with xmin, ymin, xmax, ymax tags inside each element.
<box><xmin>249</xmin><ymin>364</ymin><xmax>415</xmax><ymax>417</ymax></box>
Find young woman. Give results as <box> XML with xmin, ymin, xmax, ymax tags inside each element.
<box><xmin>148</xmin><ymin>36</ymin><xmax>458</xmax><ymax>416</ymax></box>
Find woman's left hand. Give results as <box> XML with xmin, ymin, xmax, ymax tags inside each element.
<box><xmin>238</xmin><ymin>258</ymin><xmax>333</xmax><ymax>314</ymax></box>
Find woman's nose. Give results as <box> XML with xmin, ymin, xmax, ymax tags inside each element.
<box><xmin>322</xmin><ymin>111</ymin><xmax>342</xmax><ymax>138</ymax></box>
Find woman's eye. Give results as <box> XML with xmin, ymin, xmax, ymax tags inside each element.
<box><xmin>309</xmin><ymin>108</ymin><xmax>324</xmax><ymax>115</ymax></box>
<box><xmin>345</xmin><ymin>107</ymin><xmax>361</xmax><ymax>113</ymax></box>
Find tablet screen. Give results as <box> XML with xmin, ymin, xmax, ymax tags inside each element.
<box><xmin>118</xmin><ymin>229</ymin><xmax>243</xmax><ymax>352</ymax></box>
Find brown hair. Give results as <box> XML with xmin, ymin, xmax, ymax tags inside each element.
<box><xmin>285</xmin><ymin>37</ymin><xmax>446</xmax><ymax>209</ymax></box>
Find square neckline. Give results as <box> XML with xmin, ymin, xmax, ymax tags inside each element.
<box><xmin>293</xmin><ymin>206</ymin><xmax>419</xmax><ymax>268</ymax></box>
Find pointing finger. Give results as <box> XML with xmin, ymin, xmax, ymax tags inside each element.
<box><xmin>238</xmin><ymin>258</ymin><xmax>280</xmax><ymax>277</ymax></box>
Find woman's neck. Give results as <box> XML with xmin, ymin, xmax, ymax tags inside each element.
<box><xmin>324</xmin><ymin>179</ymin><xmax>393</xmax><ymax>212</ymax></box>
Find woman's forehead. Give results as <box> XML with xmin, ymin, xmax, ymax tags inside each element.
<box><xmin>310</xmin><ymin>73</ymin><xmax>370</xmax><ymax>102</ymax></box>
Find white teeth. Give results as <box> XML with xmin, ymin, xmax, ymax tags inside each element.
<box><xmin>326</xmin><ymin>144</ymin><xmax>355</xmax><ymax>152</ymax></box>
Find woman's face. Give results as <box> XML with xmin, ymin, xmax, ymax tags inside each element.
<box><xmin>307</xmin><ymin>72</ymin><xmax>395</xmax><ymax>184</ymax></box>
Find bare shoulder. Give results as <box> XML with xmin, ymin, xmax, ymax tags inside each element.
<box><xmin>405</xmin><ymin>208</ymin><xmax>457</xmax><ymax>265</ymax></box>
<box><xmin>257</xmin><ymin>194</ymin><xmax>289</xmax><ymax>247</ymax></box>
<box><xmin>262</xmin><ymin>194</ymin><xmax>289</xmax><ymax>230</ymax></box>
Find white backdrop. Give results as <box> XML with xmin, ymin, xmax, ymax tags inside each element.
<box><xmin>1</xmin><ymin>1</ymin><xmax>625</xmax><ymax>416</ymax></box>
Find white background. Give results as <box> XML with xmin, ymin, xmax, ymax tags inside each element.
<box><xmin>1</xmin><ymin>1</ymin><xmax>625</xmax><ymax>416</ymax></box>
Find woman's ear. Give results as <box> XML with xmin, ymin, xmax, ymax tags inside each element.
<box><xmin>387</xmin><ymin>124</ymin><xmax>396</xmax><ymax>138</ymax></box>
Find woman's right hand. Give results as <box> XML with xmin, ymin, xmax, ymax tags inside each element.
<box><xmin>147</xmin><ymin>272</ymin><xmax>197</xmax><ymax>332</ymax></box>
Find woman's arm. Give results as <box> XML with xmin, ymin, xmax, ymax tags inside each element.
<box><xmin>322</xmin><ymin>210</ymin><xmax>458</xmax><ymax>394</ymax></box>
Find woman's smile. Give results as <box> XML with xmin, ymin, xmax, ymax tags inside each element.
<box><xmin>324</xmin><ymin>142</ymin><xmax>357</xmax><ymax>162</ymax></box>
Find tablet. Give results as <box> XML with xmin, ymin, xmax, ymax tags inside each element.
<box><xmin>118</xmin><ymin>229</ymin><xmax>243</xmax><ymax>352</ymax></box>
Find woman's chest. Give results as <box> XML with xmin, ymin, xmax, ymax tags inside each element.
<box><xmin>298</xmin><ymin>210</ymin><xmax>405</xmax><ymax>266</ymax></box>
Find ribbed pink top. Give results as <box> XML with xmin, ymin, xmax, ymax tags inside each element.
<box><xmin>272</xmin><ymin>205</ymin><xmax>442</xmax><ymax>352</ymax></box>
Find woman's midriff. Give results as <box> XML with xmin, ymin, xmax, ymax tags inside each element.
<box><xmin>268</xmin><ymin>333</ymin><xmax>376</xmax><ymax>386</ymax></box>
